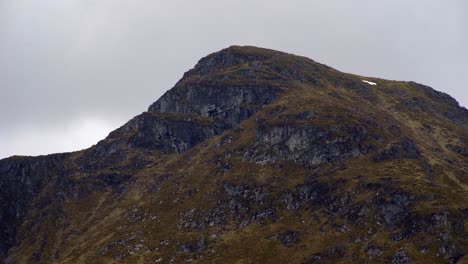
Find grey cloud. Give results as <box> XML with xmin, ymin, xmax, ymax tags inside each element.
<box><xmin>1</xmin><ymin>0</ymin><xmax>467</xmax><ymax>158</ymax></box>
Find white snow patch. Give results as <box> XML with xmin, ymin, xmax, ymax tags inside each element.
<box><xmin>362</xmin><ymin>80</ymin><xmax>377</xmax><ymax>86</ymax></box>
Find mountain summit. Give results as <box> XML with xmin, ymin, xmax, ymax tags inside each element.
<box><xmin>1</xmin><ymin>46</ymin><xmax>467</xmax><ymax>263</ymax></box>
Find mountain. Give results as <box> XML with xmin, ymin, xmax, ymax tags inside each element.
<box><xmin>1</xmin><ymin>46</ymin><xmax>467</xmax><ymax>264</ymax></box>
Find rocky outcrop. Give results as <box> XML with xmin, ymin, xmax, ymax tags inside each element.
<box><xmin>85</xmin><ymin>112</ymin><xmax>218</xmax><ymax>160</ymax></box>
<box><xmin>245</xmin><ymin>119</ymin><xmax>367</xmax><ymax>166</ymax></box>
<box><xmin>85</xmin><ymin>84</ymin><xmax>283</xmax><ymax>160</ymax></box>
<box><xmin>122</xmin><ymin>112</ymin><xmax>218</xmax><ymax>153</ymax></box>
<box><xmin>147</xmin><ymin>47</ymin><xmax>285</xmax><ymax>131</ymax></box>
<box><xmin>149</xmin><ymin>84</ymin><xmax>281</xmax><ymax>129</ymax></box>
<box><xmin>177</xmin><ymin>183</ymin><xmax>275</xmax><ymax>231</ymax></box>
<box><xmin>0</xmin><ymin>154</ymin><xmax>66</xmax><ymax>258</ymax></box>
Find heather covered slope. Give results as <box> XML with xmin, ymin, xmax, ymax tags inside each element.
<box><xmin>1</xmin><ymin>46</ymin><xmax>467</xmax><ymax>263</ymax></box>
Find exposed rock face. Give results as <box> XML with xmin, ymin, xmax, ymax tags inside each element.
<box><xmin>149</xmin><ymin>85</ymin><xmax>282</xmax><ymax>129</ymax></box>
<box><xmin>147</xmin><ymin>47</ymin><xmax>284</xmax><ymax>131</ymax></box>
<box><xmin>245</xmin><ymin>119</ymin><xmax>367</xmax><ymax>166</ymax></box>
<box><xmin>126</xmin><ymin>84</ymin><xmax>283</xmax><ymax>154</ymax></box>
<box><xmin>0</xmin><ymin>154</ymin><xmax>65</xmax><ymax>258</ymax></box>
<box><xmin>0</xmin><ymin>46</ymin><xmax>467</xmax><ymax>264</ymax></box>
<box><xmin>378</xmin><ymin>192</ymin><xmax>412</xmax><ymax>229</ymax></box>
<box><xmin>123</xmin><ymin>113</ymin><xmax>218</xmax><ymax>153</ymax></box>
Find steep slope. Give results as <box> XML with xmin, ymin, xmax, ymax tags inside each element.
<box><xmin>1</xmin><ymin>46</ymin><xmax>467</xmax><ymax>264</ymax></box>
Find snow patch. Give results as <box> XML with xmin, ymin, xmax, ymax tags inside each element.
<box><xmin>362</xmin><ymin>80</ymin><xmax>377</xmax><ymax>86</ymax></box>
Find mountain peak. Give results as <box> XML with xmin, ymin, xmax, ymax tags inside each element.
<box><xmin>1</xmin><ymin>46</ymin><xmax>467</xmax><ymax>263</ymax></box>
<box><xmin>189</xmin><ymin>45</ymin><xmax>274</xmax><ymax>74</ymax></box>
<box><xmin>181</xmin><ymin>45</ymin><xmax>322</xmax><ymax>80</ymax></box>
<box><xmin>200</xmin><ymin>45</ymin><xmax>284</xmax><ymax>63</ymax></box>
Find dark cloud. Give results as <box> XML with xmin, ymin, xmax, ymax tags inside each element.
<box><xmin>1</xmin><ymin>0</ymin><xmax>467</xmax><ymax>158</ymax></box>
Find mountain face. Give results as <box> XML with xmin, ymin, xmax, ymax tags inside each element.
<box><xmin>1</xmin><ymin>46</ymin><xmax>467</xmax><ymax>264</ymax></box>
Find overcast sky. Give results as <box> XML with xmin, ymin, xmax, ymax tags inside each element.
<box><xmin>1</xmin><ymin>0</ymin><xmax>467</xmax><ymax>159</ymax></box>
